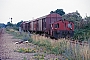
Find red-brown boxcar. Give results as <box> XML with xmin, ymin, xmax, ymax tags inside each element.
<box><xmin>36</xmin><ymin>16</ymin><xmax>46</xmax><ymax>33</ymax></box>
<box><xmin>20</xmin><ymin>21</ymin><xmax>29</xmax><ymax>32</ymax></box>
<box><xmin>45</xmin><ymin>13</ymin><xmax>62</xmax><ymax>34</ymax></box>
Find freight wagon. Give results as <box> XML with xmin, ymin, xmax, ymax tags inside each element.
<box><xmin>20</xmin><ymin>21</ymin><xmax>29</xmax><ymax>32</ymax></box>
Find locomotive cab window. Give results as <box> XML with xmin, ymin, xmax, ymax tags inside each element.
<box><xmin>55</xmin><ymin>23</ymin><xmax>59</xmax><ymax>28</ymax></box>
<box><xmin>68</xmin><ymin>23</ymin><xmax>72</xmax><ymax>29</ymax></box>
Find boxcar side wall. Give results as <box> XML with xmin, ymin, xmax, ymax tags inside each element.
<box><xmin>33</xmin><ymin>21</ymin><xmax>36</xmax><ymax>31</ymax></box>
<box><xmin>23</xmin><ymin>23</ymin><xmax>26</xmax><ymax>31</ymax></box>
<box><xmin>42</xmin><ymin>18</ymin><xmax>46</xmax><ymax>31</ymax></box>
<box><xmin>28</xmin><ymin>22</ymin><xmax>31</xmax><ymax>31</ymax></box>
<box><xmin>31</xmin><ymin>21</ymin><xmax>33</xmax><ymax>31</ymax></box>
<box><xmin>46</xmin><ymin>13</ymin><xmax>62</xmax><ymax>34</ymax></box>
<box><xmin>38</xmin><ymin>19</ymin><xmax>42</xmax><ymax>31</ymax></box>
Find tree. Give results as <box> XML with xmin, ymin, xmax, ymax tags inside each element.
<box><xmin>62</xmin><ymin>11</ymin><xmax>82</xmax><ymax>21</ymax></box>
<box><xmin>16</xmin><ymin>20</ymin><xmax>23</xmax><ymax>27</ymax></box>
<box><xmin>7</xmin><ymin>22</ymin><xmax>13</xmax><ymax>27</ymax></box>
<box><xmin>0</xmin><ymin>23</ymin><xmax>5</xmax><ymax>28</ymax></box>
<box><xmin>84</xmin><ymin>16</ymin><xmax>90</xmax><ymax>23</ymax></box>
<box><xmin>62</xmin><ymin>11</ymin><xmax>82</xmax><ymax>29</ymax></box>
<box><xmin>50</xmin><ymin>9</ymin><xmax>65</xmax><ymax>16</ymax></box>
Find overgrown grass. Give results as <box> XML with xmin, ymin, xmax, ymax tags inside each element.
<box><xmin>6</xmin><ymin>28</ymin><xmax>30</xmax><ymax>41</ymax></box>
<box><xmin>31</xmin><ymin>34</ymin><xmax>90</xmax><ymax>60</ymax></box>
<box><xmin>30</xmin><ymin>35</ymin><xmax>67</xmax><ymax>55</ymax></box>
<box><xmin>6</xmin><ymin>28</ymin><xmax>90</xmax><ymax>60</ymax></box>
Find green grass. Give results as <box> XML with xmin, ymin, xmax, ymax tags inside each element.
<box><xmin>23</xmin><ymin>57</ymin><xmax>27</xmax><ymax>60</ymax></box>
<box><xmin>15</xmin><ymin>48</ymin><xmax>36</xmax><ymax>53</ymax></box>
<box><xmin>33</xmin><ymin>53</ymin><xmax>45</xmax><ymax>60</ymax></box>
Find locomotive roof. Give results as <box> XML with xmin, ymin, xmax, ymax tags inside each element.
<box><xmin>52</xmin><ymin>19</ymin><xmax>74</xmax><ymax>24</ymax></box>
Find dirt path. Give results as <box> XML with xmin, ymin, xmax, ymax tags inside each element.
<box><xmin>0</xmin><ymin>29</ymin><xmax>38</xmax><ymax>60</ymax></box>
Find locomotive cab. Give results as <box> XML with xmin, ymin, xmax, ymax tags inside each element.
<box><xmin>51</xmin><ymin>20</ymin><xmax>74</xmax><ymax>39</ymax></box>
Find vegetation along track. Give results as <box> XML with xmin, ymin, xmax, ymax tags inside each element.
<box><xmin>0</xmin><ymin>28</ymin><xmax>90</xmax><ymax>60</ymax></box>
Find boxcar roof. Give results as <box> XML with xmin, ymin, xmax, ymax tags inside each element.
<box><xmin>27</xmin><ymin>13</ymin><xmax>62</xmax><ymax>23</ymax></box>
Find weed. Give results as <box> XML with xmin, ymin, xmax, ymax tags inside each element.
<box><xmin>16</xmin><ymin>48</ymin><xmax>36</xmax><ymax>53</ymax></box>
<box><xmin>23</xmin><ymin>57</ymin><xmax>27</xmax><ymax>60</ymax></box>
<box><xmin>34</xmin><ymin>53</ymin><xmax>45</xmax><ymax>60</ymax></box>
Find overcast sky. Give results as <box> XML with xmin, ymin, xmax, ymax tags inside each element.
<box><xmin>0</xmin><ymin>0</ymin><xmax>90</xmax><ymax>24</ymax></box>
